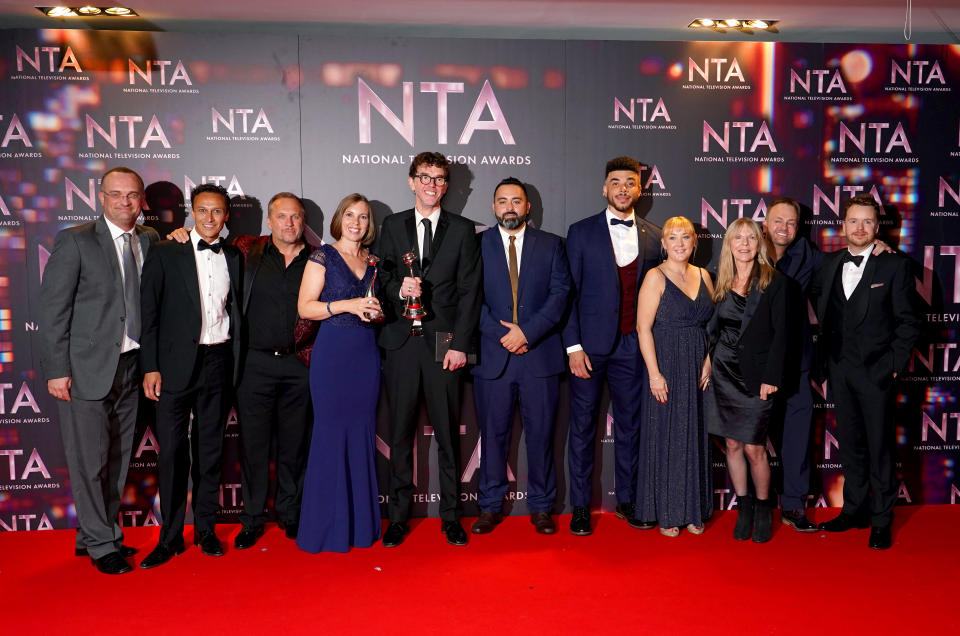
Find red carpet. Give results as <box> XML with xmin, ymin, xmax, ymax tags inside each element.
<box><xmin>3</xmin><ymin>506</ymin><xmax>958</xmax><ymax>634</ymax></box>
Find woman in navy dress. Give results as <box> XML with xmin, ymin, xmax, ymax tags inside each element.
<box><xmin>296</xmin><ymin>193</ymin><xmax>382</xmax><ymax>553</ymax></box>
<box><xmin>636</xmin><ymin>216</ymin><xmax>715</xmax><ymax>537</ymax></box>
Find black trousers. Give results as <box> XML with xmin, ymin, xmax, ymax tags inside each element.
<box><xmin>384</xmin><ymin>336</ymin><xmax>463</xmax><ymax>523</ymax></box>
<box><xmin>769</xmin><ymin>368</ymin><xmax>814</xmax><ymax>511</ymax></box>
<box><xmin>156</xmin><ymin>343</ymin><xmax>233</xmax><ymax>546</ymax></box>
<box><xmin>828</xmin><ymin>358</ymin><xmax>897</xmax><ymax>528</ymax></box>
<box><xmin>236</xmin><ymin>350</ymin><xmax>311</xmax><ymax>529</ymax></box>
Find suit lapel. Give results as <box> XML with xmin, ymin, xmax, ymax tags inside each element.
<box><xmin>177</xmin><ymin>241</ymin><xmax>202</xmax><ymax>314</ymax></box>
<box><xmin>817</xmin><ymin>251</ymin><xmax>843</xmax><ymax>320</ymax></box>
<box><xmin>403</xmin><ymin>213</ymin><xmax>419</xmax><ymax>269</ymax></box>
<box><xmin>243</xmin><ymin>240</ymin><xmax>266</xmax><ymax>314</ymax></box>
<box><xmin>95</xmin><ymin>216</ymin><xmax>123</xmax><ymax>285</ymax></box>
<box><xmin>135</xmin><ymin>224</ymin><xmax>152</xmax><ymax>266</ymax></box>
<box><xmin>596</xmin><ymin>212</ymin><xmax>619</xmax><ymax>285</ymax></box>
<box><xmin>847</xmin><ymin>254</ymin><xmax>877</xmax><ymax>326</ymax></box>
<box><xmin>424</xmin><ymin>211</ymin><xmax>450</xmax><ymax>277</ymax></box>
<box><xmin>739</xmin><ymin>282</ymin><xmax>763</xmax><ymax>336</ymax></box>
<box><xmin>517</xmin><ymin>227</ymin><xmax>536</xmax><ymax>299</ymax></box>
<box><xmin>226</xmin><ymin>247</ymin><xmax>242</xmax><ymax>314</ymax></box>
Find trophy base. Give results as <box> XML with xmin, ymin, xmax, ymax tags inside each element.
<box><xmin>409</xmin><ymin>324</ymin><xmax>424</xmax><ymax>337</ymax></box>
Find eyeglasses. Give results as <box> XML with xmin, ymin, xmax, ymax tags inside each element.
<box><xmin>104</xmin><ymin>191</ymin><xmax>142</xmax><ymax>201</ymax></box>
<box><xmin>415</xmin><ymin>174</ymin><xmax>448</xmax><ymax>186</ymax></box>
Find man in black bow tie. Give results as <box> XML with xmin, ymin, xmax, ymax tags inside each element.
<box><xmin>810</xmin><ymin>194</ymin><xmax>920</xmax><ymax>550</ymax></box>
<box><xmin>561</xmin><ymin>156</ymin><xmax>662</xmax><ymax>535</ymax></box>
<box><xmin>139</xmin><ymin>183</ymin><xmax>243</xmax><ymax>567</ymax></box>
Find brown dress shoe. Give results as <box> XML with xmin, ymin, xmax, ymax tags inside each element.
<box><xmin>530</xmin><ymin>512</ymin><xmax>556</xmax><ymax>534</ymax></box>
<box><xmin>471</xmin><ymin>511</ymin><xmax>503</xmax><ymax>534</ymax></box>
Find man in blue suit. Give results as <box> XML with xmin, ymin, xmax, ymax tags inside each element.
<box><xmin>562</xmin><ymin>156</ymin><xmax>662</xmax><ymax>535</ymax></box>
<box><xmin>471</xmin><ymin>177</ymin><xmax>571</xmax><ymax>535</ymax></box>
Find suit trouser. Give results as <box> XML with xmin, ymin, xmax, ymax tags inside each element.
<box><xmin>384</xmin><ymin>335</ymin><xmax>462</xmax><ymax>523</ymax></box>
<box><xmin>237</xmin><ymin>350</ymin><xmax>311</xmax><ymax>530</ymax></box>
<box><xmin>828</xmin><ymin>358</ymin><xmax>897</xmax><ymax>528</ymax></box>
<box><xmin>156</xmin><ymin>343</ymin><xmax>233</xmax><ymax>546</ymax></box>
<box><xmin>58</xmin><ymin>350</ymin><xmax>139</xmax><ymax>559</ymax></box>
<box><xmin>567</xmin><ymin>331</ymin><xmax>644</xmax><ymax>508</ymax></box>
<box><xmin>474</xmin><ymin>354</ymin><xmax>559</xmax><ymax>514</ymax></box>
<box><xmin>771</xmin><ymin>368</ymin><xmax>814</xmax><ymax>511</ymax></box>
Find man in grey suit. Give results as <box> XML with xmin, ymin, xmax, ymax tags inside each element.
<box><xmin>40</xmin><ymin>167</ymin><xmax>159</xmax><ymax>574</ymax></box>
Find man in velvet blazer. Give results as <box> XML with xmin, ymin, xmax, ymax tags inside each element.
<box><xmin>377</xmin><ymin>152</ymin><xmax>482</xmax><ymax>547</ymax></box>
<box><xmin>139</xmin><ymin>184</ymin><xmax>243</xmax><ymax>567</ymax></box>
<box><xmin>470</xmin><ymin>177</ymin><xmax>571</xmax><ymax>536</ymax></box>
<box><xmin>561</xmin><ymin>156</ymin><xmax>662</xmax><ymax>535</ymax></box>
<box><xmin>809</xmin><ymin>194</ymin><xmax>920</xmax><ymax>550</ymax></box>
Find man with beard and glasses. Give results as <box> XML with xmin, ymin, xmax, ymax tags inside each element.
<box><xmin>561</xmin><ymin>156</ymin><xmax>662</xmax><ymax>535</ymax></box>
<box><xmin>470</xmin><ymin>177</ymin><xmax>571</xmax><ymax>536</ymax></box>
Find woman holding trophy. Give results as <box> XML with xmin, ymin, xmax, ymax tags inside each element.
<box><xmin>296</xmin><ymin>193</ymin><xmax>383</xmax><ymax>553</ymax></box>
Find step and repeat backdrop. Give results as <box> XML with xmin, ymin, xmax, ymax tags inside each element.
<box><xmin>1</xmin><ymin>29</ymin><xmax>958</xmax><ymax>531</ymax></box>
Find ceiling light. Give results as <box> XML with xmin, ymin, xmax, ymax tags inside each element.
<box><xmin>36</xmin><ymin>6</ymin><xmax>139</xmax><ymax>17</ymax></box>
<box><xmin>687</xmin><ymin>18</ymin><xmax>778</xmax><ymax>32</ymax></box>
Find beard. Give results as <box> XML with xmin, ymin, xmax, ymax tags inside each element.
<box><xmin>496</xmin><ymin>212</ymin><xmax>528</xmax><ymax>231</ymax></box>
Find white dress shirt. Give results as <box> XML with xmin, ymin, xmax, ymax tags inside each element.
<box><xmin>841</xmin><ymin>246</ymin><xmax>872</xmax><ymax>300</ymax></box>
<box><xmin>498</xmin><ymin>224</ymin><xmax>525</xmax><ymax>274</ymax></box>
<box><xmin>414</xmin><ymin>207</ymin><xmax>441</xmax><ymax>257</ymax></box>
<box><xmin>605</xmin><ymin>207</ymin><xmax>639</xmax><ymax>267</ymax></box>
<box><xmin>103</xmin><ymin>216</ymin><xmax>143</xmax><ymax>353</ymax></box>
<box><xmin>189</xmin><ymin>229</ymin><xmax>231</xmax><ymax>345</ymax></box>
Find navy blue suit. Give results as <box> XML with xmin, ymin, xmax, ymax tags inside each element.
<box><xmin>561</xmin><ymin>211</ymin><xmax>661</xmax><ymax>508</ymax></box>
<box><xmin>472</xmin><ymin>226</ymin><xmax>571</xmax><ymax>513</ymax></box>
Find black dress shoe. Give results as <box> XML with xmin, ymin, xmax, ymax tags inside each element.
<box><xmin>234</xmin><ymin>527</ymin><xmax>265</xmax><ymax>550</ymax></box>
<box><xmin>530</xmin><ymin>512</ymin><xmax>556</xmax><ymax>534</ymax></box>
<box><xmin>615</xmin><ymin>503</ymin><xmax>653</xmax><ymax>530</ymax></box>
<box><xmin>781</xmin><ymin>509</ymin><xmax>818</xmax><ymax>533</ymax></box>
<box><xmin>195</xmin><ymin>531</ymin><xmax>224</xmax><ymax>557</ymax></box>
<box><xmin>868</xmin><ymin>526</ymin><xmax>892</xmax><ymax>550</ymax></box>
<box><xmin>76</xmin><ymin>544</ymin><xmax>138</xmax><ymax>558</ymax></box>
<box><xmin>569</xmin><ymin>506</ymin><xmax>592</xmax><ymax>536</ymax></box>
<box><xmin>471</xmin><ymin>511</ymin><xmax>503</xmax><ymax>534</ymax></box>
<box><xmin>139</xmin><ymin>541</ymin><xmax>185</xmax><ymax>569</ymax></box>
<box><xmin>818</xmin><ymin>513</ymin><xmax>870</xmax><ymax>532</ymax></box>
<box><xmin>382</xmin><ymin>522</ymin><xmax>408</xmax><ymax>548</ymax></box>
<box><xmin>91</xmin><ymin>551</ymin><xmax>133</xmax><ymax>575</ymax></box>
<box><xmin>442</xmin><ymin>520</ymin><xmax>468</xmax><ymax>546</ymax></box>
<box><xmin>278</xmin><ymin>520</ymin><xmax>299</xmax><ymax>540</ymax></box>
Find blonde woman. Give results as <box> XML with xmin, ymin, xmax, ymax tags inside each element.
<box><xmin>636</xmin><ymin>216</ymin><xmax>715</xmax><ymax>537</ymax></box>
<box><xmin>705</xmin><ymin>218</ymin><xmax>788</xmax><ymax>543</ymax></box>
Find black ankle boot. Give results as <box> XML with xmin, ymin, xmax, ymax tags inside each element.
<box><xmin>733</xmin><ymin>493</ymin><xmax>754</xmax><ymax>541</ymax></box>
<box><xmin>753</xmin><ymin>497</ymin><xmax>773</xmax><ymax>543</ymax></box>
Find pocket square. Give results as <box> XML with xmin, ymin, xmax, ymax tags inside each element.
<box><xmin>870</xmin><ymin>282</ymin><xmax>884</xmax><ymax>288</ymax></box>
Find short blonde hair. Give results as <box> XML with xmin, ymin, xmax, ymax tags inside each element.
<box><xmin>661</xmin><ymin>216</ymin><xmax>697</xmax><ymax>249</ymax></box>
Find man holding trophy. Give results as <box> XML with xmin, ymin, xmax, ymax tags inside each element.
<box><xmin>377</xmin><ymin>151</ymin><xmax>483</xmax><ymax>547</ymax></box>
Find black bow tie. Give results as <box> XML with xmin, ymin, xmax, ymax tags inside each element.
<box><xmin>841</xmin><ymin>251</ymin><xmax>863</xmax><ymax>267</ymax></box>
<box><xmin>610</xmin><ymin>217</ymin><xmax>634</xmax><ymax>228</ymax></box>
<box><xmin>197</xmin><ymin>239</ymin><xmax>222</xmax><ymax>254</ymax></box>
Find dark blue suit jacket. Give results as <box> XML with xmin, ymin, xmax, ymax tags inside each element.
<box><xmin>561</xmin><ymin>211</ymin><xmax>662</xmax><ymax>356</ymax></box>
<box><xmin>473</xmin><ymin>226</ymin><xmax>571</xmax><ymax>380</ymax></box>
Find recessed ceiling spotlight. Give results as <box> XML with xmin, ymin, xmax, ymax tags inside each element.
<box><xmin>105</xmin><ymin>6</ymin><xmax>132</xmax><ymax>14</ymax></box>
<box><xmin>746</xmin><ymin>19</ymin><xmax>769</xmax><ymax>29</ymax></box>
<box><xmin>723</xmin><ymin>18</ymin><xmax>741</xmax><ymax>28</ymax></box>
<box><xmin>45</xmin><ymin>6</ymin><xmax>77</xmax><ymax>16</ymax></box>
<box><xmin>693</xmin><ymin>18</ymin><xmax>715</xmax><ymax>27</ymax></box>
<box><xmin>77</xmin><ymin>5</ymin><xmax>101</xmax><ymax>14</ymax></box>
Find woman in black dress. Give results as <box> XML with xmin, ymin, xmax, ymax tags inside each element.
<box><xmin>707</xmin><ymin>218</ymin><xmax>788</xmax><ymax>543</ymax></box>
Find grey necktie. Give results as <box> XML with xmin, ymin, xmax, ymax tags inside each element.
<box><xmin>121</xmin><ymin>233</ymin><xmax>140</xmax><ymax>342</ymax></box>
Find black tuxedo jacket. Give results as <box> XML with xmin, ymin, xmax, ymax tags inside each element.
<box><xmin>376</xmin><ymin>208</ymin><xmax>482</xmax><ymax>355</ymax></box>
<box><xmin>140</xmin><ymin>238</ymin><xmax>243</xmax><ymax>391</ymax></box>
<box><xmin>707</xmin><ymin>271</ymin><xmax>789</xmax><ymax>395</ymax></box>
<box><xmin>809</xmin><ymin>249</ymin><xmax>921</xmax><ymax>387</ymax></box>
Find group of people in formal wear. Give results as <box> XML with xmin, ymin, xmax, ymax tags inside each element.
<box><xmin>38</xmin><ymin>151</ymin><xmax>921</xmax><ymax>575</ymax></box>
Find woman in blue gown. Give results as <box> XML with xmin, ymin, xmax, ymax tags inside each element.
<box><xmin>636</xmin><ymin>216</ymin><xmax>715</xmax><ymax>537</ymax></box>
<box><xmin>296</xmin><ymin>193</ymin><xmax>382</xmax><ymax>553</ymax></box>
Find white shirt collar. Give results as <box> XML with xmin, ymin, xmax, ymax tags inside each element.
<box><xmin>190</xmin><ymin>228</ymin><xmax>221</xmax><ymax>249</ymax></box>
<box><xmin>103</xmin><ymin>215</ymin><xmax>135</xmax><ymax>241</ymax></box>
<box><xmin>605</xmin><ymin>207</ymin><xmax>636</xmax><ymax>227</ymax></box>
<box><xmin>497</xmin><ymin>224</ymin><xmax>526</xmax><ymax>242</ymax></box>
<box><xmin>415</xmin><ymin>207</ymin><xmax>442</xmax><ymax>228</ymax></box>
